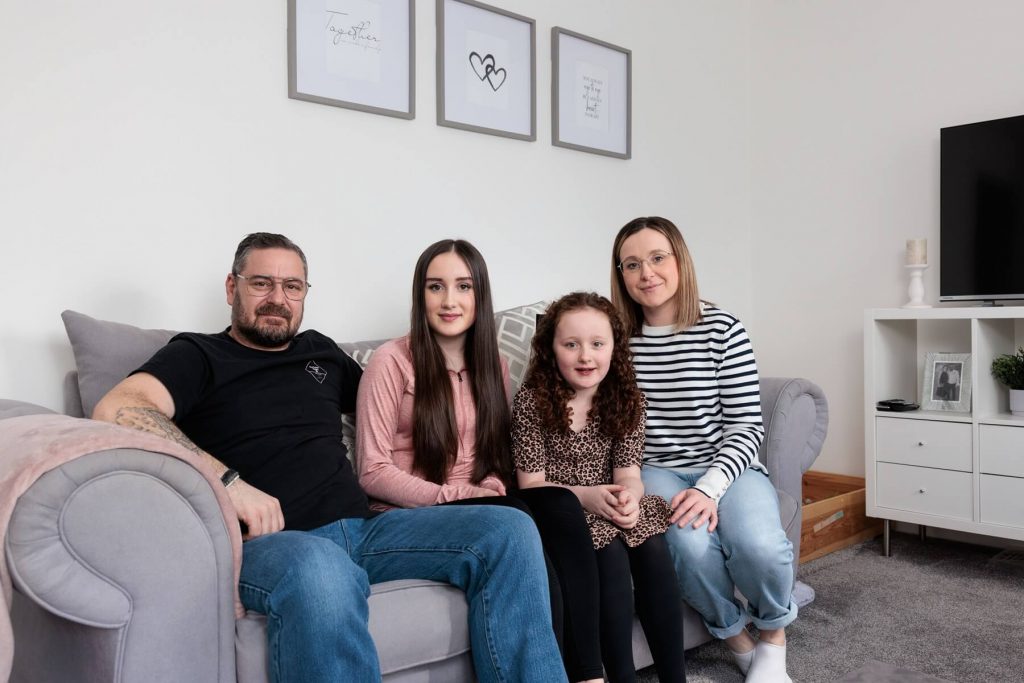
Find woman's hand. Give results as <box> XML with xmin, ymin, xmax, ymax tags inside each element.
<box><xmin>478</xmin><ymin>475</ymin><xmax>507</xmax><ymax>496</ymax></box>
<box><xmin>610</xmin><ymin>488</ymin><xmax>640</xmax><ymax>529</ymax></box>
<box><xmin>451</xmin><ymin>483</ymin><xmax>501</xmax><ymax>499</ymax></box>
<box><xmin>669</xmin><ymin>487</ymin><xmax>718</xmax><ymax>532</ymax></box>
<box><xmin>575</xmin><ymin>484</ymin><xmax>626</xmax><ymax>520</ymax></box>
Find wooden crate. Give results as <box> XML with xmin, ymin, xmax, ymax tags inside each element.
<box><xmin>800</xmin><ymin>471</ymin><xmax>882</xmax><ymax>563</ymax></box>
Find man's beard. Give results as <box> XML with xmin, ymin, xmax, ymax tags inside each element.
<box><xmin>232</xmin><ymin>300</ymin><xmax>299</xmax><ymax>348</ymax></box>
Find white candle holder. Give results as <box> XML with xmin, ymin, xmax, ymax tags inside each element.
<box><xmin>903</xmin><ymin>264</ymin><xmax>931</xmax><ymax>309</ymax></box>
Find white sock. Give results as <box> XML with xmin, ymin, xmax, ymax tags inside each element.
<box><xmin>729</xmin><ymin>646</ymin><xmax>755</xmax><ymax>675</ymax></box>
<box><xmin>744</xmin><ymin>641</ymin><xmax>791</xmax><ymax>683</ymax></box>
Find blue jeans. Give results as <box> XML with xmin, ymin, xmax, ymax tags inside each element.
<box><xmin>641</xmin><ymin>466</ymin><xmax>798</xmax><ymax>639</ymax></box>
<box><xmin>238</xmin><ymin>505</ymin><xmax>567</xmax><ymax>683</ymax></box>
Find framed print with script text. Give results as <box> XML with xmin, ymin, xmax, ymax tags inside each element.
<box><xmin>436</xmin><ymin>0</ymin><xmax>536</xmax><ymax>141</ymax></box>
<box><xmin>288</xmin><ymin>0</ymin><xmax>414</xmax><ymax>119</ymax></box>
<box><xmin>552</xmin><ymin>27</ymin><xmax>631</xmax><ymax>159</ymax></box>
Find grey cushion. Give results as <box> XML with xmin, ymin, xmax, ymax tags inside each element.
<box><xmin>61</xmin><ymin>310</ymin><xmax>177</xmax><ymax>418</ymax></box>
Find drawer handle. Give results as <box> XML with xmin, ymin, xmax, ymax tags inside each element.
<box><xmin>917</xmin><ymin>441</ymin><xmax>927</xmax><ymax>447</ymax></box>
<box><xmin>918</xmin><ymin>488</ymin><xmax>927</xmax><ymax>494</ymax></box>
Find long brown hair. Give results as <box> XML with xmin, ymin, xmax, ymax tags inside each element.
<box><xmin>409</xmin><ymin>239</ymin><xmax>511</xmax><ymax>485</ymax></box>
<box><xmin>523</xmin><ymin>292</ymin><xmax>643</xmax><ymax>439</ymax></box>
<box><xmin>610</xmin><ymin>216</ymin><xmax>702</xmax><ymax>336</ymax></box>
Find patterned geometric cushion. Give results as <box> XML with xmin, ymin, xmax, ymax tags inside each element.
<box><xmin>338</xmin><ymin>338</ymin><xmax>391</xmax><ymax>454</ymax></box>
<box><xmin>338</xmin><ymin>338</ymin><xmax>391</xmax><ymax>370</ymax></box>
<box><xmin>494</xmin><ymin>301</ymin><xmax>548</xmax><ymax>394</ymax></box>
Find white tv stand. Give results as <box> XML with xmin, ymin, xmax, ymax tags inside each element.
<box><xmin>865</xmin><ymin>307</ymin><xmax>1024</xmax><ymax>554</ymax></box>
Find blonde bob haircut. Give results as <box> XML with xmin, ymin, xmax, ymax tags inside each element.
<box><xmin>611</xmin><ymin>216</ymin><xmax>702</xmax><ymax>336</ymax></box>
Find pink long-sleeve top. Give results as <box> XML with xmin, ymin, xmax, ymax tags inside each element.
<box><xmin>356</xmin><ymin>336</ymin><xmax>510</xmax><ymax>511</ymax></box>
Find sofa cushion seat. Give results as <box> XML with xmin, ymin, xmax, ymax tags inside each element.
<box><xmin>235</xmin><ymin>579</ymin><xmax>471</xmax><ymax>682</ymax></box>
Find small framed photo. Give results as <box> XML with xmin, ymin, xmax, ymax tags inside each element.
<box><xmin>288</xmin><ymin>0</ymin><xmax>414</xmax><ymax>119</ymax></box>
<box><xmin>551</xmin><ymin>27</ymin><xmax>631</xmax><ymax>159</ymax></box>
<box><xmin>921</xmin><ymin>352</ymin><xmax>972</xmax><ymax>412</ymax></box>
<box><xmin>436</xmin><ymin>0</ymin><xmax>536</xmax><ymax>141</ymax></box>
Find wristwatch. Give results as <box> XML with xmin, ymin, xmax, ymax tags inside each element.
<box><xmin>220</xmin><ymin>468</ymin><xmax>240</xmax><ymax>488</ymax></box>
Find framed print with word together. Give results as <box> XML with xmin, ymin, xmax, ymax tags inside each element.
<box><xmin>921</xmin><ymin>352</ymin><xmax>972</xmax><ymax>412</ymax></box>
<box><xmin>288</xmin><ymin>0</ymin><xmax>414</xmax><ymax>119</ymax></box>
<box><xmin>436</xmin><ymin>0</ymin><xmax>536</xmax><ymax>141</ymax></box>
<box><xmin>551</xmin><ymin>27</ymin><xmax>631</xmax><ymax>159</ymax></box>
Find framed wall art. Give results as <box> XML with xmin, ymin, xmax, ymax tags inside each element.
<box><xmin>551</xmin><ymin>27</ymin><xmax>631</xmax><ymax>159</ymax></box>
<box><xmin>436</xmin><ymin>0</ymin><xmax>536</xmax><ymax>141</ymax></box>
<box><xmin>288</xmin><ymin>0</ymin><xmax>414</xmax><ymax>119</ymax></box>
<box><xmin>921</xmin><ymin>352</ymin><xmax>972</xmax><ymax>412</ymax></box>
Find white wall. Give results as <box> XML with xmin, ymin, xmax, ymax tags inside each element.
<box><xmin>1</xmin><ymin>0</ymin><xmax>753</xmax><ymax>412</ymax></box>
<box><xmin>748</xmin><ymin>0</ymin><xmax>1024</xmax><ymax>475</ymax></box>
<box><xmin>5</xmin><ymin>0</ymin><xmax>1024</xmax><ymax>482</ymax></box>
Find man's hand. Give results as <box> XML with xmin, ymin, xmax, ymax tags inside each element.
<box><xmin>609</xmin><ymin>488</ymin><xmax>640</xmax><ymax>529</ymax></box>
<box><xmin>669</xmin><ymin>487</ymin><xmax>718</xmax><ymax>532</ymax></box>
<box><xmin>93</xmin><ymin>374</ymin><xmax>287</xmax><ymax>539</ymax></box>
<box><xmin>576</xmin><ymin>484</ymin><xmax>626</xmax><ymax>521</ymax></box>
<box><xmin>227</xmin><ymin>480</ymin><xmax>285</xmax><ymax>539</ymax></box>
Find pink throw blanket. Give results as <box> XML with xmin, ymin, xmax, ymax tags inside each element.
<box><xmin>0</xmin><ymin>414</ymin><xmax>244</xmax><ymax>682</ymax></box>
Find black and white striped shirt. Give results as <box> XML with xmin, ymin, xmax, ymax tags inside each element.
<box><xmin>630</xmin><ymin>304</ymin><xmax>765</xmax><ymax>501</ymax></box>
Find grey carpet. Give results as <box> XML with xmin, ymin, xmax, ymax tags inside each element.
<box><xmin>638</xmin><ymin>533</ymin><xmax>1024</xmax><ymax>682</ymax></box>
<box><xmin>833</xmin><ymin>660</ymin><xmax>952</xmax><ymax>682</ymax></box>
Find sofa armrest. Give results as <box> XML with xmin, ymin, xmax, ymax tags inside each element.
<box><xmin>758</xmin><ymin>377</ymin><xmax>829</xmax><ymax>503</ymax></box>
<box><xmin>0</xmin><ymin>400</ymin><xmax>56</xmax><ymax>420</ymax></box>
<box><xmin>7</xmin><ymin>448</ymin><xmax>237</xmax><ymax>682</ymax></box>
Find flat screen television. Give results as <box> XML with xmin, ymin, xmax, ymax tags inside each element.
<box><xmin>940</xmin><ymin>114</ymin><xmax>1024</xmax><ymax>303</ymax></box>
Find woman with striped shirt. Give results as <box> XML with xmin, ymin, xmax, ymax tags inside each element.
<box><xmin>610</xmin><ymin>217</ymin><xmax>796</xmax><ymax>683</ymax></box>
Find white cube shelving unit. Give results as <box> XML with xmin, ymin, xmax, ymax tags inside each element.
<box><xmin>865</xmin><ymin>307</ymin><xmax>1024</xmax><ymax>554</ymax></box>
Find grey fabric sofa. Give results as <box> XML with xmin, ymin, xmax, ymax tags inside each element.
<box><xmin>2</xmin><ymin>307</ymin><xmax>828</xmax><ymax>682</ymax></box>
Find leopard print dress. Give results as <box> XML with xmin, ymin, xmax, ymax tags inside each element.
<box><xmin>512</xmin><ymin>388</ymin><xmax>671</xmax><ymax>550</ymax></box>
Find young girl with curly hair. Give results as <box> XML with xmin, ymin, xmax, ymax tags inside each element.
<box><xmin>513</xmin><ymin>291</ymin><xmax>686</xmax><ymax>683</ymax></box>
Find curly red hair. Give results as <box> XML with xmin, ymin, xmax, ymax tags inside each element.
<box><xmin>523</xmin><ymin>292</ymin><xmax>643</xmax><ymax>439</ymax></box>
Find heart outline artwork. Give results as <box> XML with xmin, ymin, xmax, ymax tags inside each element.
<box><xmin>468</xmin><ymin>51</ymin><xmax>507</xmax><ymax>91</ymax></box>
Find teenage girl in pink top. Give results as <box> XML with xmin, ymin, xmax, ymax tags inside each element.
<box><xmin>356</xmin><ymin>239</ymin><xmax>604</xmax><ymax>683</ymax></box>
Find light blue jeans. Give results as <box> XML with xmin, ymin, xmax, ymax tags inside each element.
<box><xmin>238</xmin><ymin>505</ymin><xmax>567</xmax><ymax>683</ymax></box>
<box><xmin>641</xmin><ymin>466</ymin><xmax>798</xmax><ymax>639</ymax></box>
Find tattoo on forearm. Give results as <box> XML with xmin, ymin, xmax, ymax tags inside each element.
<box><xmin>113</xmin><ymin>406</ymin><xmax>203</xmax><ymax>457</ymax></box>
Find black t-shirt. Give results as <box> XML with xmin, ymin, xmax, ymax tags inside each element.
<box><xmin>136</xmin><ymin>328</ymin><xmax>371</xmax><ymax>530</ymax></box>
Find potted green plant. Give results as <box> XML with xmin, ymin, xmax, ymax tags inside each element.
<box><xmin>991</xmin><ymin>347</ymin><xmax>1024</xmax><ymax>416</ymax></box>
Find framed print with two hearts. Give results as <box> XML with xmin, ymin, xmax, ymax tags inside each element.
<box><xmin>437</xmin><ymin>0</ymin><xmax>536</xmax><ymax>140</ymax></box>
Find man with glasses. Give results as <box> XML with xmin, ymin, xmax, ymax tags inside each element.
<box><xmin>93</xmin><ymin>232</ymin><xmax>566</xmax><ymax>683</ymax></box>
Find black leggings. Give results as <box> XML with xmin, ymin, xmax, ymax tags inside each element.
<box><xmin>444</xmin><ymin>487</ymin><xmax>604</xmax><ymax>681</ymax></box>
<box><xmin>596</xmin><ymin>535</ymin><xmax>687</xmax><ymax>683</ymax></box>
